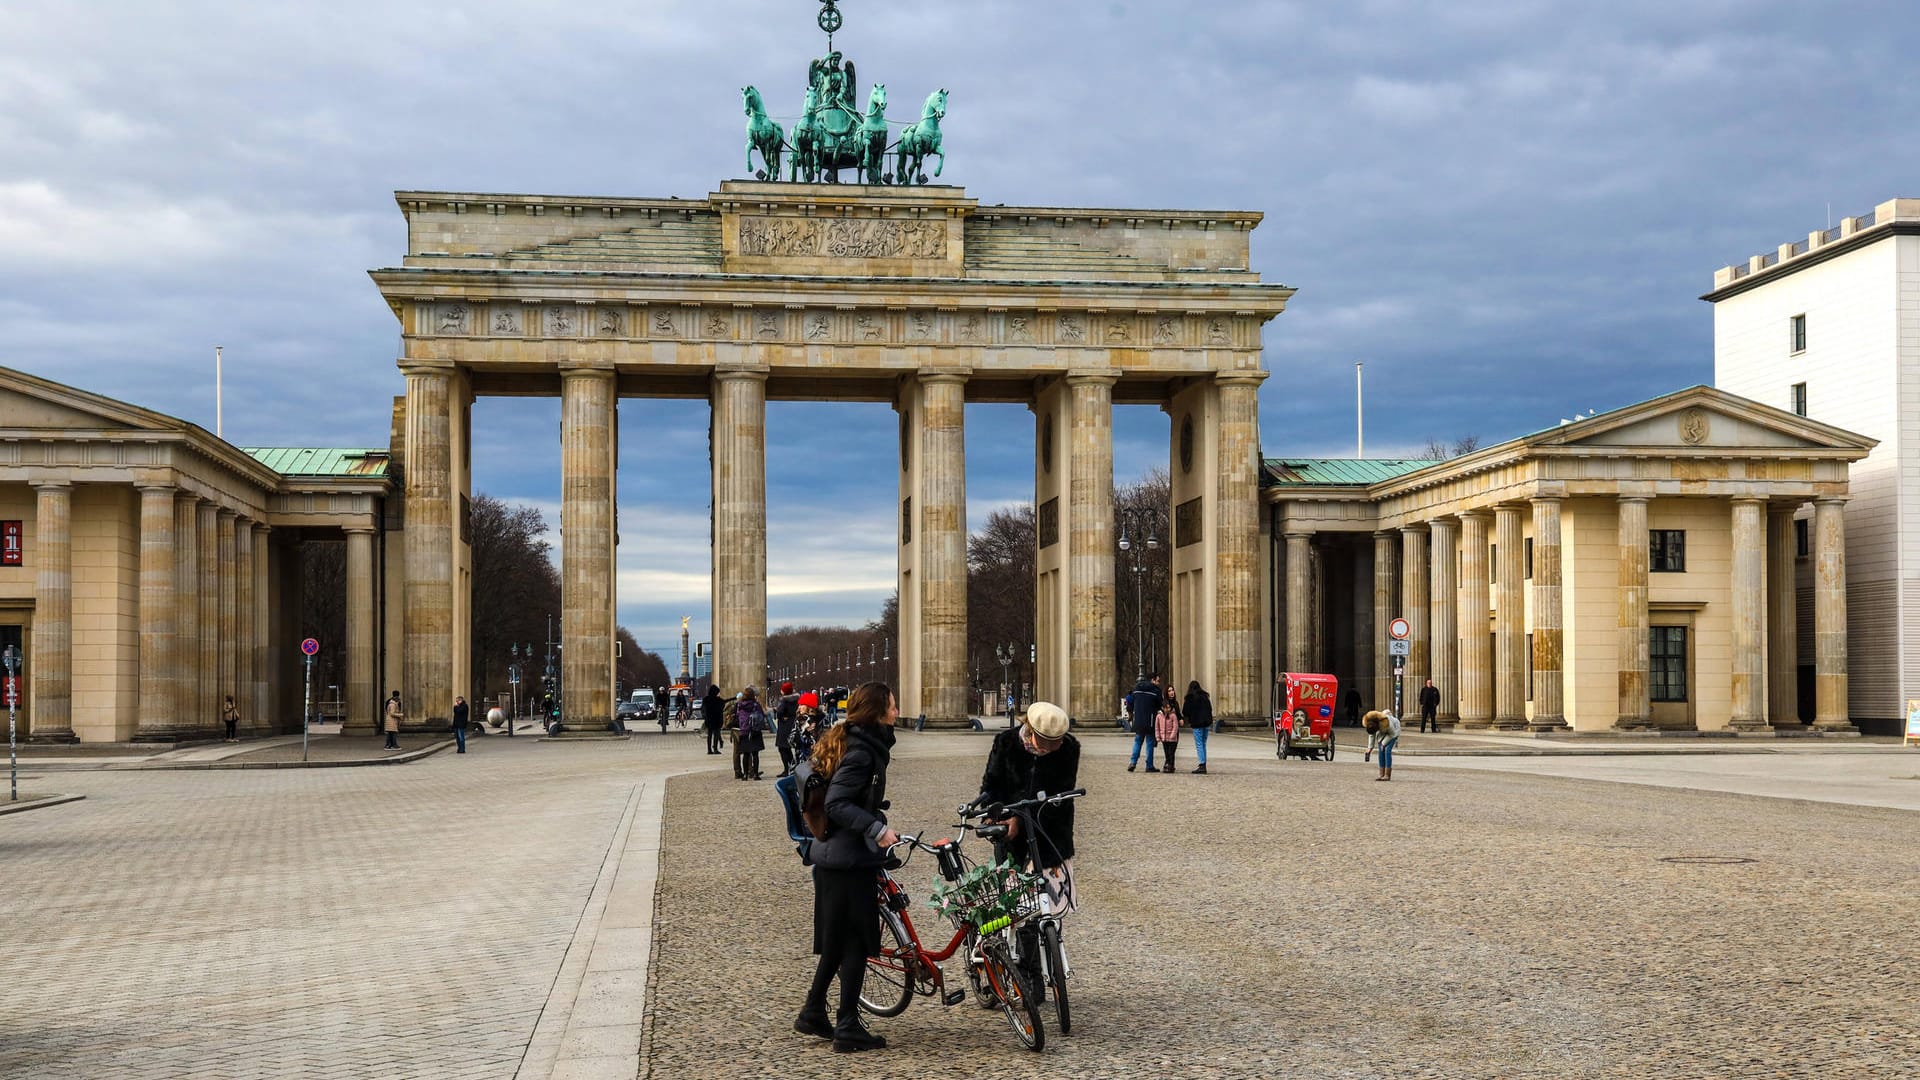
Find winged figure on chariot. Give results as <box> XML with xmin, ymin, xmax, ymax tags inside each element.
<box><xmin>741</xmin><ymin>1</ymin><xmax>948</xmax><ymax>187</ymax></box>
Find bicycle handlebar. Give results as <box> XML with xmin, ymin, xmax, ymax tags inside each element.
<box><xmin>959</xmin><ymin>788</ymin><xmax>1087</xmax><ymax>820</ymax></box>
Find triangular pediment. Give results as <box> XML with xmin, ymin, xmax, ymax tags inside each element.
<box><xmin>1533</xmin><ymin>386</ymin><xmax>1875</xmax><ymax>454</ymax></box>
<box><xmin>0</xmin><ymin>366</ymin><xmax>186</xmax><ymax>434</ymax></box>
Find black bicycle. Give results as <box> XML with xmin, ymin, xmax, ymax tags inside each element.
<box><xmin>963</xmin><ymin>789</ymin><xmax>1085</xmax><ymax>1036</ymax></box>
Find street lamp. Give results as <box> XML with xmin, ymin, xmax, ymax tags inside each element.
<box><xmin>995</xmin><ymin>642</ymin><xmax>1019</xmax><ymax>726</ymax></box>
<box><xmin>1117</xmin><ymin>507</ymin><xmax>1160</xmax><ymax>682</ymax></box>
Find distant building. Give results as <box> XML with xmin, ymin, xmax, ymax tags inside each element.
<box><xmin>1708</xmin><ymin>198</ymin><xmax>1920</xmax><ymax>734</ymax></box>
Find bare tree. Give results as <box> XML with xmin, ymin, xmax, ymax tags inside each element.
<box><xmin>616</xmin><ymin>626</ymin><xmax>669</xmax><ymax>695</ymax></box>
<box><xmin>967</xmin><ymin>504</ymin><xmax>1036</xmax><ymax>698</ymax></box>
<box><xmin>468</xmin><ymin>494</ymin><xmax>562</xmax><ymax>707</ymax></box>
<box><xmin>1419</xmin><ymin>434</ymin><xmax>1483</xmax><ymax>460</ymax></box>
<box><xmin>1115</xmin><ymin>468</ymin><xmax>1172</xmax><ymax>685</ymax></box>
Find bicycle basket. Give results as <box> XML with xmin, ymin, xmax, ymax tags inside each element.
<box><xmin>928</xmin><ymin>860</ymin><xmax>1044</xmax><ymax>930</ymax></box>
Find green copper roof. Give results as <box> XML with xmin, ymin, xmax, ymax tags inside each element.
<box><xmin>243</xmin><ymin>448</ymin><xmax>392</xmax><ymax>479</ymax></box>
<box><xmin>1262</xmin><ymin>458</ymin><xmax>1435</xmax><ymax>487</ymax></box>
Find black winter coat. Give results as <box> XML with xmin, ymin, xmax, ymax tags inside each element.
<box><xmin>1128</xmin><ymin>679</ymin><xmax>1162</xmax><ymax>735</ymax></box>
<box><xmin>1184</xmin><ymin>689</ymin><xmax>1213</xmax><ymax>729</ymax></box>
<box><xmin>977</xmin><ymin>727</ymin><xmax>1079</xmax><ymax>869</ymax></box>
<box><xmin>701</xmin><ymin>691</ymin><xmax>724</xmax><ymax>728</ymax></box>
<box><xmin>809</xmin><ymin>724</ymin><xmax>895</xmax><ymax>871</ymax></box>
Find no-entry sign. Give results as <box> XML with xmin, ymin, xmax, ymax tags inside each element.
<box><xmin>1388</xmin><ymin>617</ymin><xmax>1411</xmax><ymax>640</ymax></box>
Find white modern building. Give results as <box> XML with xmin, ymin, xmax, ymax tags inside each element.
<box><xmin>1708</xmin><ymin>198</ymin><xmax>1920</xmax><ymax>734</ymax></box>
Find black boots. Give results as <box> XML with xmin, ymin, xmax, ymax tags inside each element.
<box><xmin>793</xmin><ymin>1010</ymin><xmax>832</xmax><ymax>1040</ymax></box>
<box><xmin>1193</xmin><ymin>763</ymin><xmax>1207</xmax><ymax>775</ymax></box>
<box><xmin>832</xmin><ymin>1018</ymin><xmax>887</xmax><ymax>1053</ymax></box>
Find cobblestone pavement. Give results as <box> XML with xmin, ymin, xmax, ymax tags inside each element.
<box><xmin>0</xmin><ymin>731</ymin><xmax>708</xmax><ymax>1079</ymax></box>
<box><xmin>7</xmin><ymin>728</ymin><xmax>1918</xmax><ymax>1079</ymax></box>
<box><xmin>643</xmin><ymin>733</ymin><xmax>1920</xmax><ymax>1079</ymax></box>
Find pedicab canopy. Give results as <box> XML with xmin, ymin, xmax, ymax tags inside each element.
<box><xmin>1277</xmin><ymin>673</ymin><xmax>1339</xmax><ymax>730</ymax></box>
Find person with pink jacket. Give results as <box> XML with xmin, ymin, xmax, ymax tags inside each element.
<box><xmin>1153</xmin><ymin>696</ymin><xmax>1183</xmax><ymax>774</ymax></box>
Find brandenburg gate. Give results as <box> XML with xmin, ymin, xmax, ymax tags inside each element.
<box><xmin>374</xmin><ymin>180</ymin><xmax>1290</xmax><ymax>729</ymax></box>
<box><xmin>370</xmin><ymin>8</ymin><xmax>1292</xmax><ymax>731</ymax></box>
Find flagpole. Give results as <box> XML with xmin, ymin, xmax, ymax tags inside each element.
<box><xmin>215</xmin><ymin>346</ymin><xmax>224</xmax><ymax>439</ymax></box>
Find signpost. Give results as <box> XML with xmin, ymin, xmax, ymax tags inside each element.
<box><xmin>1388</xmin><ymin>618</ymin><xmax>1411</xmax><ymax>717</ymax></box>
<box><xmin>300</xmin><ymin>638</ymin><xmax>319</xmax><ymax>762</ymax></box>
<box><xmin>3</xmin><ymin>644</ymin><xmax>18</xmax><ymax>802</ymax></box>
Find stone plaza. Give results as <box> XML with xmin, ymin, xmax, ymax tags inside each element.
<box><xmin>4</xmin><ymin>731</ymin><xmax>1917</xmax><ymax>1079</ymax></box>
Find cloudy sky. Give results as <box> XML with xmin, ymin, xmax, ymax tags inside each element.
<box><xmin>5</xmin><ymin>0</ymin><xmax>1917</xmax><ymax>656</ymax></box>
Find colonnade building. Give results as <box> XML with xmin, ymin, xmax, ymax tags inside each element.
<box><xmin>0</xmin><ymin>366</ymin><xmax>394</xmax><ymax>742</ymax></box>
<box><xmin>1269</xmin><ymin>386</ymin><xmax>1873</xmax><ymax>732</ymax></box>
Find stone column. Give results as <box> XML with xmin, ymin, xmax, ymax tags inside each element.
<box><xmin>217</xmin><ymin>511</ymin><xmax>239</xmax><ymax>732</ymax></box>
<box><xmin>1066</xmin><ymin>373</ymin><xmax>1116</xmax><ymax>726</ymax></box>
<box><xmin>1371</xmin><ymin>532</ymin><xmax>1397</xmax><ymax>712</ymax></box>
<box><xmin>252</xmin><ymin>524</ymin><xmax>272</xmax><ymax>735</ymax></box>
<box><xmin>918</xmin><ymin>372</ymin><xmax>968</xmax><ymax>725</ymax></box>
<box><xmin>1428</xmin><ymin>517</ymin><xmax>1458</xmax><ymax>726</ymax></box>
<box><xmin>1615</xmin><ymin>496</ymin><xmax>1652</xmax><ymax>730</ymax></box>
<box><xmin>198</xmin><ymin>501</ymin><xmax>219</xmax><ymax>734</ymax></box>
<box><xmin>1528</xmin><ymin>496</ymin><xmax>1567</xmax><ymax>731</ymax></box>
<box><xmin>1213</xmin><ymin>372</ymin><xmax>1266</xmax><ymax>722</ymax></box>
<box><xmin>28</xmin><ymin>480</ymin><xmax>75</xmax><ymax>742</ymax></box>
<box><xmin>1284</xmin><ymin>532</ymin><xmax>1314</xmax><ymax>672</ymax></box>
<box><xmin>1492</xmin><ymin>505</ymin><xmax>1526</xmax><ymax>730</ymax></box>
<box><xmin>172</xmin><ymin>494</ymin><xmax>200</xmax><ymax>733</ymax></box>
<box><xmin>1766</xmin><ymin>505</ymin><xmax>1800</xmax><ymax>727</ymax></box>
<box><xmin>1400</xmin><ymin>525</ymin><xmax>1429</xmax><ymax>711</ymax></box>
<box><xmin>402</xmin><ymin>363</ymin><xmax>454</xmax><ymax>727</ymax></box>
<box><xmin>134</xmin><ymin>482</ymin><xmax>178</xmax><ymax>738</ymax></box>
<box><xmin>1457</xmin><ymin>511</ymin><xmax>1492</xmax><ymax>728</ymax></box>
<box><xmin>711</xmin><ymin>368</ymin><xmax>768</xmax><ymax>698</ymax></box>
<box><xmin>1812</xmin><ymin>497</ymin><xmax>1854</xmax><ymax>732</ymax></box>
<box><xmin>344</xmin><ymin>526</ymin><xmax>378</xmax><ymax>736</ymax></box>
<box><xmin>233</xmin><ymin>521</ymin><xmax>256</xmax><ymax>736</ymax></box>
<box><xmin>561</xmin><ymin>365</ymin><xmax>617</xmax><ymax>731</ymax></box>
<box><xmin>1728</xmin><ymin>498</ymin><xmax>1770</xmax><ymax>732</ymax></box>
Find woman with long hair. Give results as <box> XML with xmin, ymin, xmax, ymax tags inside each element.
<box><xmin>795</xmin><ymin>682</ymin><xmax>900</xmax><ymax>1054</ymax></box>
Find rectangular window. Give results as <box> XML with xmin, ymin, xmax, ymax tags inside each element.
<box><xmin>1525</xmin><ymin>633</ymin><xmax>1534</xmax><ymax>701</ymax></box>
<box><xmin>1650</xmin><ymin>626</ymin><xmax>1689</xmax><ymax>702</ymax></box>
<box><xmin>1795</xmin><ymin>518</ymin><xmax>1809</xmax><ymax>558</ymax></box>
<box><xmin>1524</xmin><ymin>538</ymin><xmax>1534</xmax><ymax>580</ymax></box>
<box><xmin>1790</xmin><ymin>382</ymin><xmax>1807</xmax><ymax>417</ymax></box>
<box><xmin>1650</xmin><ymin>529</ymin><xmax>1686</xmax><ymax>573</ymax></box>
<box><xmin>1790</xmin><ymin>313</ymin><xmax>1807</xmax><ymax>354</ymax></box>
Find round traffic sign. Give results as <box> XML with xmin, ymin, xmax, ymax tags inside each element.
<box><xmin>300</xmin><ymin>638</ymin><xmax>320</xmax><ymax>656</ymax></box>
<box><xmin>1388</xmin><ymin>618</ymin><xmax>1411</xmax><ymax>640</ymax></box>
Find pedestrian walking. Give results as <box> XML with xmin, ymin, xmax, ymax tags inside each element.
<box><xmin>1183</xmin><ymin>680</ymin><xmax>1213</xmax><ymax>774</ymax></box>
<box><xmin>452</xmin><ymin>695</ymin><xmax>469</xmax><ymax>753</ymax></box>
<box><xmin>1154</xmin><ymin>695</ymin><xmax>1183</xmax><ymax>773</ymax></box>
<box><xmin>702</xmin><ymin>685</ymin><xmax>725</xmax><ymax>753</ymax></box>
<box><xmin>1363</xmin><ymin>709</ymin><xmax>1402</xmax><ymax>781</ymax></box>
<box><xmin>1125</xmin><ymin>672</ymin><xmax>1164</xmax><ymax>772</ymax></box>
<box><xmin>736</xmin><ymin>686</ymin><xmax>768</xmax><ymax>780</ymax></box>
<box><xmin>1418</xmin><ymin>678</ymin><xmax>1441</xmax><ymax>733</ymax></box>
<box><xmin>794</xmin><ymin>681</ymin><xmax>899</xmax><ymax>1054</ymax></box>
<box><xmin>793</xmin><ymin>692</ymin><xmax>823</xmax><ymax>763</ymax></box>
<box><xmin>775</xmin><ymin>681</ymin><xmax>801</xmax><ymax>777</ymax></box>
<box><xmin>221</xmin><ymin>694</ymin><xmax>240</xmax><ymax>742</ymax></box>
<box><xmin>383</xmin><ymin>691</ymin><xmax>403</xmax><ymax>751</ymax></box>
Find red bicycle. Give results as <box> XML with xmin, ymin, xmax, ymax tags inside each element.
<box><xmin>858</xmin><ymin>816</ymin><xmax>1050</xmax><ymax>1051</ymax></box>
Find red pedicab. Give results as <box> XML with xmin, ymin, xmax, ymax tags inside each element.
<box><xmin>1274</xmin><ymin>672</ymin><xmax>1339</xmax><ymax>762</ymax></box>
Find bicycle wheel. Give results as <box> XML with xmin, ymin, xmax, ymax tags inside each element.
<box><xmin>1041</xmin><ymin>920</ymin><xmax>1071</xmax><ymax>1035</ymax></box>
<box><xmin>981</xmin><ymin>939</ymin><xmax>1045</xmax><ymax>1052</ymax></box>
<box><xmin>858</xmin><ymin>910</ymin><xmax>915</xmax><ymax>1017</ymax></box>
<box><xmin>963</xmin><ymin>929</ymin><xmax>997</xmax><ymax>1009</ymax></box>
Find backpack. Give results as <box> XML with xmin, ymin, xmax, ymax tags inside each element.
<box><xmin>793</xmin><ymin>758</ymin><xmax>831</xmax><ymax>839</ymax></box>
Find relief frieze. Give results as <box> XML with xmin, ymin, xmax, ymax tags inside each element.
<box><xmin>738</xmin><ymin>215</ymin><xmax>948</xmax><ymax>259</ymax></box>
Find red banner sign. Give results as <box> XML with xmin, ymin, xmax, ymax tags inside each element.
<box><xmin>1</xmin><ymin>521</ymin><xmax>20</xmax><ymax>566</ymax></box>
